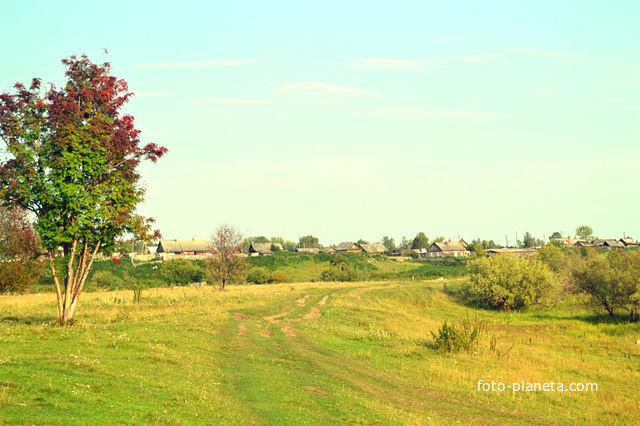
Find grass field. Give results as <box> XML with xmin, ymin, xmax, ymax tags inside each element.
<box><xmin>1</xmin><ymin>279</ymin><xmax>639</xmax><ymax>424</ymax></box>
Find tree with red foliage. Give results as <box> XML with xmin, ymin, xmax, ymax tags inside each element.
<box><xmin>0</xmin><ymin>55</ymin><xmax>167</xmax><ymax>323</ymax></box>
<box><xmin>0</xmin><ymin>206</ymin><xmax>43</xmax><ymax>293</ymax></box>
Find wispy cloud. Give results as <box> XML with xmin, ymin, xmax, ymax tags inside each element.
<box><xmin>355</xmin><ymin>107</ymin><xmax>510</xmax><ymax>119</ymax></box>
<box><xmin>192</xmin><ymin>97</ymin><xmax>269</xmax><ymax>104</ymax></box>
<box><xmin>349</xmin><ymin>58</ymin><xmax>440</xmax><ymax>70</ymax></box>
<box><xmin>133</xmin><ymin>59</ymin><xmax>261</xmax><ymax>69</ymax></box>
<box><xmin>276</xmin><ymin>81</ymin><xmax>373</xmax><ymax>96</ymax></box>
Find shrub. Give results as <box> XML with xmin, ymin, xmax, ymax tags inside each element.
<box><xmin>159</xmin><ymin>259</ymin><xmax>206</xmax><ymax>285</ymax></box>
<box><xmin>572</xmin><ymin>250</ymin><xmax>640</xmax><ymax>321</ymax></box>
<box><xmin>466</xmin><ymin>255</ymin><xmax>557</xmax><ymax>310</ymax></box>
<box><xmin>247</xmin><ymin>267</ymin><xmax>271</xmax><ymax>284</ymax></box>
<box><xmin>0</xmin><ymin>260</ymin><xmax>43</xmax><ymax>294</ymax></box>
<box><xmin>87</xmin><ymin>270</ymin><xmax>125</xmax><ymax>291</ymax></box>
<box><xmin>431</xmin><ymin>319</ymin><xmax>484</xmax><ymax>353</ymax></box>
<box><xmin>269</xmin><ymin>270</ymin><xmax>288</xmax><ymax>283</ymax></box>
<box><xmin>537</xmin><ymin>243</ymin><xmax>566</xmax><ymax>273</ymax></box>
<box><xmin>319</xmin><ymin>261</ymin><xmax>370</xmax><ymax>282</ymax></box>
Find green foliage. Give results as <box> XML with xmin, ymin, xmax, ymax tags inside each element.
<box><xmin>575</xmin><ymin>225</ymin><xmax>594</xmax><ymax>241</ymax></box>
<box><xmin>537</xmin><ymin>243</ymin><xmax>566</xmax><ymax>273</ymax></box>
<box><xmin>319</xmin><ymin>258</ymin><xmax>372</xmax><ymax>282</ymax></box>
<box><xmin>469</xmin><ymin>239</ymin><xmax>497</xmax><ymax>251</ymax></box>
<box><xmin>381</xmin><ymin>236</ymin><xmax>395</xmax><ymax>252</ymax></box>
<box><xmin>572</xmin><ymin>250</ymin><xmax>640</xmax><ymax>320</ymax></box>
<box><xmin>466</xmin><ymin>255</ymin><xmax>557</xmax><ymax>310</ymax></box>
<box><xmin>87</xmin><ymin>270</ymin><xmax>125</xmax><ymax>291</ymax></box>
<box><xmin>298</xmin><ymin>235</ymin><xmax>319</xmax><ymax>249</ymax></box>
<box><xmin>160</xmin><ymin>259</ymin><xmax>206</xmax><ymax>285</ymax></box>
<box><xmin>411</xmin><ymin>232</ymin><xmax>429</xmax><ymax>250</ymax></box>
<box><xmin>246</xmin><ymin>267</ymin><xmax>288</xmax><ymax>284</ymax></box>
<box><xmin>269</xmin><ymin>270</ymin><xmax>288</xmax><ymax>283</ymax></box>
<box><xmin>430</xmin><ymin>319</ymin><xmax>484</xmax><ymax>353</ymax></box>
<box><xmin>550</xmin><ymin>231</ymin><xmax>562</xmax><ymax>239</ymax></box>
<box><xmin>246</xmin><ymin>267</ymin><xmax>271</xmax><ymax>284</ymax></box>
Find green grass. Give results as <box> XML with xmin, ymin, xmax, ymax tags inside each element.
<box><xmin>1</xmin><ymin>280</ymin><xmax>639</xmax><ymax>424</ymax></box>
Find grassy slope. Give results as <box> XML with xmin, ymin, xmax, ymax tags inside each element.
<box><xmin>1</xmin><ymin>280</ymin><xmax>639</xmax><ymax>424</ymax></box>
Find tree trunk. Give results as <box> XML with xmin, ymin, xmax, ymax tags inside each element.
<box><xmin>51</xmin><ymin>240</ymin><xmax>101</xmax><ymax>325</ymax></box>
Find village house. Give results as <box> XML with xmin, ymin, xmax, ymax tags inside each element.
<box><xmin>359</xmin><ymin>243</ymin><xmax>387</xmax><ymax>254</ymax></box>
<box><xmin>426</xmin><ymin>239</ymin><xmax>470</xmax><ymax>258</ymax></box>
<box><xmin>156</xmin><ymin>239</ymin><xmax>214</xmax><ymax>255</ymax></box>
<box><xmin>573</xmin><ymin>240</ymin><xmax>593</xmax><ymax>248</ymax></box>
<box><xmin>249</xmin><ymin>242</ymin><xmax>283</xmax><ymax>256</ymax></box>
<box><xmin>296</xmin><ymin>247</ymin><xmax>319</xmax><ymax>254</ymax></box>
<box><xmin>619</xmin><ymin>237</ymin><xmax>638</xmax><ymax>247</ymax></box>
<box><xmin>593</xmin><ymin>239</ymin><xmax>625</xmax><ymax>249</ymax></box>
<box><xmin>334</xmin><ymin>242</ymin><xmax>363</xmax><ymax>253</ymax></box>
<box><xmin>318</xmin><ymin>246</ymin><xmax>335</xmax><ymax>254</ymax></box>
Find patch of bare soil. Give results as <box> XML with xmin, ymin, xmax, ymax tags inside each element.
<box><xmin>238</xmin><ymin>323</ymin><xmax>247</xmax><ymax>336</ymax></box>
<box><xmin>318</xmin><ymin>295</ymin><xmax>330</xmax><ymax>306</ymax></box>
<box><xmin>281</xmin><ymin>324</ymin><xmax>296</xmax><ymax>337</ymax></box>
<box><xmin>264</xmin><ymin>311</ymin><xmax>289</xmax><ymax>323</ymax></box>
<box><xmin>233</xmin><ymin>312</ymin><xmax>249</xmax><ymax>320</ymax></box>
<box><xmin>303</xmin><ymin>307</ymin><xmax>321</xmax><ymax>320</ymax></box>
<box><xmin>303</xmin><ymin>385</ymin><xmax>329</xmax><ymax>395</ymax></box>
<box><xmin>296</xmin><ymin>295</ymin><xmax>311</xmax><ymax>306</ymax></box>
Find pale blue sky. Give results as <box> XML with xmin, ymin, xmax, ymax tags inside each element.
<box><xmin>1</xmin><ymin>1</ymin><xmax>639</xmax><ymax>245</ymax></box>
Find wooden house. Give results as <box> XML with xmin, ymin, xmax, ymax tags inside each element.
<box><xmin>426</xmin><ymin>240</ymin><xmax>470</xmax><ymax>258</ymax></box>
<box><xmin>620</xmin><ymin>238</ymin><xmax>638</xmax><ymax>247</ymax></box>
<box><xmin>156</xmin><ymin>239</ymin><xmax>214</xmax><ymax>255</ymax></box>
<box><xmin>296</xmin><ymin>247</ymin><xmax>319</xmax><ymax>254</ymax></box>
<box><xmin>359</xmin><ymin>243</ymin><xmax>387</xmax><ymax>254</ymax></box>
<box><xmin>334</xmin><ymin>242</ymin><xmax>363</xmax><ymax>253</ymax></box>
<box><xmin>249</xmin><ymin>242</ymin><xmax>283</xmax><ymax>256</ymax></box>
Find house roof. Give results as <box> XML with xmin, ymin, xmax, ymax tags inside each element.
<box><xmin>158</xmin><ymin>239</ymin><xmax>213</xmax><ymax>253</ymax></box>
<box><xmin>594</xmin><ymin>239</ymin><xmax>623</xmax><ymax>247</ymax></box>
<box><xmin>604</xmin><ymin>240</ymin><xmax>625</xmax><ymax>248</ymax></box>
<box><xmin>334</xmin><ymin>242</ymin><xmax>360</xmax><ymax>251</ymax></box>
<box><xmin>429</xmin><ymin>241</ymin><xmax>467</xmax><ymax>252</ymax></box>
<box><xmin>443</xmin><ymin>238</ymin><xmax>467</xmax><ymax>248</ymax></box>
<box><xmin>620</xmin><ymin>238</ymin><xmax>637</xmax><ymax>245</ymax></box>
<box><xmin>249</xmin><ymin>242</ymin><xmax>275</xmax><ymax>254</ymax></box>
<box><xmin>296</xmin><ymin>247</ymin><xmax>319</xmax><ymax>253</ymax></box>
<box><xmin>360</xmin><ymin>243</ymin><xmax>386</xmax><ymax>253</ymax></box>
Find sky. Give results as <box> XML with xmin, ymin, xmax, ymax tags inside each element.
<box><xmin>1</xmin><ymin>1</ymin><xmax>639</xmax><ymax>246</ymax></box>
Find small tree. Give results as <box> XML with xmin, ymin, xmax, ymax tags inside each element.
<box><xmin>298</xmin><ymin>235</ymin><xmax>319</xmax><ymax>248</ymax></box>
<box><xmin>0</xmin><ymin>56</ymin><xmax>166</xmax><ymax>324</ymax></box>
<box><xmin>549</xmin><ymin>231</ymin><xmax>562</xmax><ymax>240</ymax></box>
<box><xmin>0</xmin><ymin>206</ymin><xmax>43</xmax><ymax>293</ymax></box>
<box><xmin>575</xmin><ymin>225</ymin><xmax>594</xmax><ymax>241</ymax></box>
<box><xmin>411</xmin><ymin>232</ymin><xmax>429</xmax><ymax>250</ymax></box>
<box><xmin>522</xmin><ymin>232</ymin><xmax>536</xmax><ymax>248</ymax></box>
<box><xmin>572</xmin><ymin>250</ymin><xmax>640</xmax><ymax>320</ymax></box>
<box><xmin>209</xmin><ymin>225</ymin><xmax>245</xmax><ymax>290</ymax></box>
<box><xmin>381</xmin><ymin>236</ymin><xmax>395</xmax><ymax>252</ymax></box>
<box><xmin>467</xmin><ymin>255</ymin><xmax>557</xmax><ymax>310</ymax></box>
